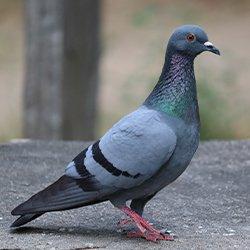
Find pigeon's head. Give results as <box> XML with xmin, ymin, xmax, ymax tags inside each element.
<box><xmin>167</xmin><ymin>25</ymin><xmax>220</xmax><ymax>57</ymax></box>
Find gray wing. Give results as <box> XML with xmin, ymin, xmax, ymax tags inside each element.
<box><xmin>11</xmin><ymin>106</ymin><xmax>176</xmax><ymax>225</ymax></box>
<box><xmin>66</xmin><ymin>106</ymin><xmax>177</xmax><ymax>189</ymax></box>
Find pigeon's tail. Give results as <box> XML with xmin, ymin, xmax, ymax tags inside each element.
<box><xmin>11</xmin><ymin>175</ymin><xmax>106</xmax><ymax>227</ymax></box>
<box><xmin>11</xmin><ymin>213</ymin><xmax>44</xmax><ymax>227</ymax></box>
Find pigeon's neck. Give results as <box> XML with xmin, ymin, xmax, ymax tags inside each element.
<box><xmin>144</xmin><ymin>52</ymin><xmax>199</xmax><ymax>122</ymax></box>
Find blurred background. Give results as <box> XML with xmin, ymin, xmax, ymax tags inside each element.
<box><xmin>0</xmin><ymin>0</ymin><xmax>250</xmax><ymax>142</ymax></box>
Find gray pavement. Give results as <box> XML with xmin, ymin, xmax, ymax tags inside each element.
<box><xmin>0</xmin><ymin>139</ymin><xmax>249</xmax><ymax>249</ymax></box>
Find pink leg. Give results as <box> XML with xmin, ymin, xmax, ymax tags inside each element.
<box><xmin>119</xmin><ymin>206</ymin><xmax>174</xmax><ymax>242</ymax></box>
<box><xmin>117</xmin><ymin>218</ymin><xmax>133</xmax><ymax>228</ymax></box>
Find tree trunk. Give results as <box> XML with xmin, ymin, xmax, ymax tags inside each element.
<box><xmin>24</xmin><ymin>0</ymin><xmax>100</xmax><ymax>140</ymax></box>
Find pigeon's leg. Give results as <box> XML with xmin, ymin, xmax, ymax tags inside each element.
<box><xmin>118</xmin><ymin>193</ymin><xmax>156</xmax><ymax>228</ymax></box>
<box><xmin>119</xmin><ymin>205</ymin><xmax>173</xmax><ymax>242</ymax></box>
<box><xmin>117</xmin><ymin>218</ymin><xmax>133</xmax><ymax>227</ymax></box>
<box><xmin>130</xmin><ymin>193</ymin><xmax>156</xmax><ymax>216</ymax></box>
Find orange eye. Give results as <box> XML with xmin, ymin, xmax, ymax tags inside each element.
<box><xmin>186</xmin><ymin>33</ymin><xmax>196</xmax><ymax>42</ymax></box>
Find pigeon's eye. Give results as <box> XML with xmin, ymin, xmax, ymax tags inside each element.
<box><xmin>186</xmin><ymin>33</ymin><xmax>196</xmax><ymax>42</ymax></box>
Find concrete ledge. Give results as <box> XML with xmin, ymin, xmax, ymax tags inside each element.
<box><xmin>0</xmin><ymin>140</ymin><xmax>249</xmax><ymax>249</ymax></box>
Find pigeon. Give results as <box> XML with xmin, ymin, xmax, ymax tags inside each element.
<box><xmin>11</xmin><ymin>25</ymin><xmax>220</xmax><ymax>242</ymax></box>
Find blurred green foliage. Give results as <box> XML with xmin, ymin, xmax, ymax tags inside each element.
<box><xmin>198</xmin><ymin>77</ymin><xmax>234</xmax><ymax>140</ymax></box>
<box><xmin>132</xmin><ymin>4</ymin><xmax>157</xmax><ymax>27</ymax></box>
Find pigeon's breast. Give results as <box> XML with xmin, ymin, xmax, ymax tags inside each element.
<box><xmin>107</xmin><ymin>115</ymin><xmax>199</xmax><ymax>201</ymax></box>
<box><xmin>157</xmin><ymin>119</ymin><xmax>200</xmax><ymax>186</ymax></box>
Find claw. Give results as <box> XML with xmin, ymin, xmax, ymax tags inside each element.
<box><xmin>127</xmin><ymin>229</ymin><xmax>173</xmax><ymax>242</ymax></box>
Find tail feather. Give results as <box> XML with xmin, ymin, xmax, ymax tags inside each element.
<box><xmin>11</xmin><ymin>213</ymin><xmax>44</xmax><ymax>227</ymax></box>
<box><xmin>11</xmin><ymin>175</ymin><xmax>107</xmax><ymax>227</ymax></box>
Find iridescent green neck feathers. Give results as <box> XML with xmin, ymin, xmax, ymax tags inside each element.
<box><xmin>144</xmin><ymin>53</ymin><xmax>198</xmax><ymax>121</ymax></box>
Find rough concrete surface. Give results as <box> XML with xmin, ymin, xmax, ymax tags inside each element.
<box><xmin>0</xmin><ymin>140</ymin><xmax>249</xmax><ymax>249</ymax></box>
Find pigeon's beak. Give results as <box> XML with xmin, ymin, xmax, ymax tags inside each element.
<box><xmin>204</xmin><ymin>41</ymin><xmax>220</xmax><ymax>55</ymax></box>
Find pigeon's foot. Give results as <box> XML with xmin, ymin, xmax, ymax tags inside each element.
<box><xmin>127</xmin><ymin>230</ymin><xmax>173</xmax><ymax>242</ymax></box>
<box><xmin>119</xmin><ymin>206</ymin><xmax>174</xmax><ymax>242</ymax></box>
<box><xmin>117</xmin><ymin>218</ymin><xmax>133</xmax><ymax>228</ymax></box>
